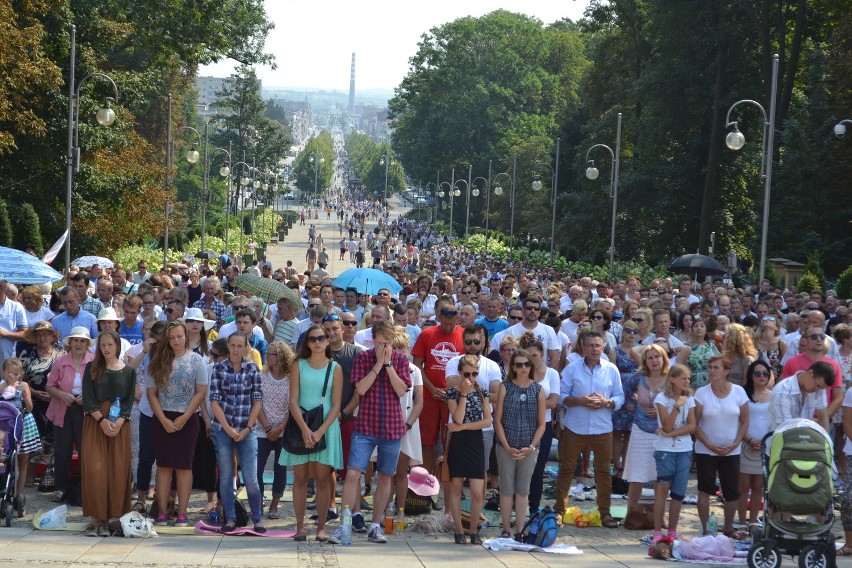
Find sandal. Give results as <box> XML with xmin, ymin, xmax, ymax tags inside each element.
<box><xmin>132</xmin><ymin>501</ymin><xmax>146</xmax><ymax>514</ymax></box>
<box><xmin>722</xmin><ymin>529</ymin><xmax>749</xmax><ymax>540</ymax></box>
<box><xmin>601</xmin><ymin>514</ymin><xmax>619</xmax><ymax>528</ymax></box>
<box><xmin>219</xmin><ymin>524</ymin><xmax>237</xmax><ymax>534</ymax></box>
<box><xmin>267</xmin><ymin>508</ymin><xmax>280</xmax><ymax>520</ymax></box>
<box><xmin>454</xmin><ymin>533</ymin><xmax>467</xmax><ymax>544</ymax></box>
<box><xmin>199</xmin><ymin>502</ymin><xmax>216</xmax><ymax>515</ymax></box>
<box><xmin>470</xmin><ymin>533</ymin><xmax>482</xmax><ymax>545</ymax></box>
<box><xmin>837</xmin><ymin>545</ymin><xmax>852</xmax><ymax>557</ymax></box>
<box><xmin>293</xmin><ymin>534</ymin><xmax>307</xmax><ymax>542</ymax></box>
<box><xmin>499</xmin><ymin>531</ymin><xmax>511</xmax><ymax>538</ymax></box>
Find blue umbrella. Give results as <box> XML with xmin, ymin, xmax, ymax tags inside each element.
<box><xmin>71</xmin><ymin>255</ymin><xmax>114</xmax><ymax>269</ymax></box>
<box><xmin>332</xmin><ymin>268</ymin><xmax>403</xmax><ymax>295</ymax></box>
<box><xmin>0</xmin><ymin>246</ymin><xmax>64</xmax><ymax>284</ymax></box>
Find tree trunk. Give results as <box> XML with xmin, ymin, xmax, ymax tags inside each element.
<box><xmin>698</xmin><ymin>40</ymin><xmax>729</xmax><ymax>255</ymax></box>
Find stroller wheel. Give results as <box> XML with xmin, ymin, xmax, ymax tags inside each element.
<box><xmin>4</xmin><ymin>504</ymin><xmax>11</xmax><ymax>527</ymax></box>
<box><xmin>798</xmin><ymin>544</ymin><xmax>830</xmax><ymax>568</ymax></box>
<box><xmin>748</xmin><ymin>541</ymin><xmax>781</xmax><ymax>568</ymax></box>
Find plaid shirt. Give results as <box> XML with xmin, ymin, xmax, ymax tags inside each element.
<box><xmin>193</xmin><ymin>297</ymin><xmax>230</xmax><ymax>322</ymax></box>
<box><xmin>209</xmin><ymin>358</ymin><xmax>263</xmax><ymax>432</ymax></box>
<box><xmin>80</xmin><ymin>296</ymin><xmax>104</xmax><ymax>317</ymax></box>
<box><xmin>352</xmin><ymin>348</ymin><xmax>411</xmax><ymax>440</ymax></box>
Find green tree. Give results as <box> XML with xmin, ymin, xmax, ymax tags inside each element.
<box><xmin>836</xmin><ymin>266</ymin><xmax>852</xmax><ymax>299</ymax></box>
<box><xmin>11</xmin><ymin>202</ymin><xmax>43</xmax><ymax>256</ymax></box>
<box><xmin>797</xmin><ymin>272</ymin><xmax>821</xmax><ymax>293</ymax></box>
<box><xmin>0</xmin><ymin>198</ymin><xmax>12</xmax><ymax>247</ymax></box>
<box><xmin>293</xmin><ymin>132</ymin><xmax>334</xmax><ymax>195</ymax></box>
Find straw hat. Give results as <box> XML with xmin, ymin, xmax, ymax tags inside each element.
<box><xmin>97</xmin><ymin>307</ymin><xmax>121</xmax><ymax>322</ymax></box>
<box><xmin>181</xmin><ymin>307</ymin><xmax>215</xmax><ymax>331</ymax></box>
<box><xmin>62</xmin><ymin>326</ymin><xmax>93</xmax><ymax>348</ymax></box>
<box><xmin>24</xmin><ymin>320</ymin><xmax>59</xmax><ymax>344</ymax></box>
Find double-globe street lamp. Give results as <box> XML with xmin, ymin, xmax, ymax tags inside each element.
<box><xmin>724</xmin><ymin>53</ymin><xmax>779</xmax><ymax>284</ymax></box>
<box><xmin>64</xmin><ymin>24</ymin><xmax>119</xmax><ymax>271</ymax></box>
<box><xmin>308</xmin><ymin>152</ymin><xmax>325</xmax><ymax>197</ymax></box>
<box><xmin>379</xmin><ymin>153</ymin><xmax>394</xmax><ymax>209</ymax></box>
<box><xmin>585</xmin><ymin>113</ymin><xmax>623</xmax><ymax>281</ymax></box>
<box><xmin>834</xmin><ymin>119</ymin><xmax>852</xmax><ymax>137</ymax></box>
<box><xmin>532</xmin><ymin>137</ymin><xmax>561</xmax><ymax>263</ymax></box>
<box><xmin>216</xmin><ymin>145</ymin><xmax>233</xmax><ymax>251</ymax></box>
<box><xmin>490</xmin><ymin>156</ymin><xmax>516</xmax><ymax>255</ymax></box>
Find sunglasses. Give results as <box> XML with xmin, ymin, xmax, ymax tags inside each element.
<box><xmin>632</xmin><ymin>318</ymin><xmax>644</xmax><ymax>323</ymax></box>
<box><xmin>462</xmin><ymin>371</ymin><xmax>479</xmax><ymax>378</ymax></box>
<box><xmin>377</xmin><ymin>292</ymin><xmax>390</xmax><ymax>297</ymax></box>
<box><xmin>306</xmin><ymin>335</ymin><xmax>328</xmax><ymax>343</ymax></box>
<box><xmin>752</xmin><ymin>370</ymin><xmax>771</xmax><ymax>378</ymax></box>
<box><xmin>808</xmin><ymin>333</ymin><xmax>827</xmax><ymax>341</ymax></box>
<box><xmin>322</xmin><ymin>314</ymin><xmax>341</xmax><ymax>322</ymax></box>
<box><xmin>166</xmin><ymin>308</ymin><xmax>174</xmax><ymax>314</ymax></box>
<box><xmin>624</xmin><ymin>328</ymin><xmax>638</xmax><ymax>334</ymax></box>
<box><xmin>513</xmin><ymin>361</ymin><xmax>532</xmax><ymax>368</ymax></box>
<box><xmin>508</xmin><ymin>315</ymin><xmax>523</xmax><ymax>321</ymax></box>
<box><xmin>341</xmin><ymin>320</ymin><xmax>358</xmax><ymax>326</ymax></box>
<box><xmin>592</xmin><ymin>315</ymin><xmax>605</xmax><ymax>320</ymax></box>
<box><xmin>440</xmin><ymin>309</ymin><xmax>458</xmax><ymax>316</ymax></box>
<box><xmin>761</xmin><ymin>316</ymin><xmax>776</xmax><ymax>322</ymax></box>
<box><xmin>524</xmin><ymin>306</ymin><xmax>541</xmax><ymax>312</ymax></box>
<box><xmin>464</xmin><ymin>339</ymin><xmax>482</xmax><ymax>346</ymax></box>
<box><xmin>308</xmin><ymin>303</ymin><xmax>321</xmax><ymax>308</ymax></box>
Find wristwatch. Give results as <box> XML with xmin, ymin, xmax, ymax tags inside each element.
<box><xmin>405</xmin><ymin>423</ymin><xmax>413</xmax><ymax>431</ymax></box>
<box><xmin>384</xmin><ymin>362</ymin><xmax>393</xmax><ymax>368</ymax></box>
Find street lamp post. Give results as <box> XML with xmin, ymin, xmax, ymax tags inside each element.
<box><xmin>724</xmin><ymin>53</ymin><xmax>779</xmax><ymax>284</ymax></box>
<box><xmin>585</xmin><ymin>113</ymin><xmax>623</xmax><ymax>281</ymax></box>
<box><xmin>308</xmin><ymin>152</ymin><xmax>324</xmax><ymax>197</ymax></box>
<box><xmin>834</xmin><ymin>119</ymin><xmax>852</xmax><ymax>137</ymax></box>
<box><xmin>64</xmin><ymin>24</ymin><xmax>119</xmax><ymax>271</ymax></box>
<box><xmin>532</xmin><ymin>138</ymin><xmax>561</xmax><ymax>263</ymax></box>
<box><xmin>471</xmin><ymin>174</ymin><xmax>487</xmax><ymax>240</ymax></box>
<box><xmin>455</xmin><ymin>177</ymin><xmax>470</xmax><ymax>236</ymax></box>
<box><xmin>438</xmin><ymin>180</ymin><xmax>451</xmax><ymax>230</ymax></box>
<box><xmin>491</xmin><ymin>166</ymin><xmax>513</xmax><ymax>255</ymax></box>
<box><xmin>379</xmin><ymin>153</ymin><xmax>394</xmax><ymax>209</ymax></box>
<box><xmin>216</xmin><ymin>145</ymin><xmax>233</xmax><ymax>251</ymax></box>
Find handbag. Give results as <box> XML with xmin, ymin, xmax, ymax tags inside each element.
<box><xmin>283</xmin><ymin>362</ymin><xmax>332</xmax><ymax>455</ymax></box>
<box><xmin>623</xmin><ymin>503</ymin><xmax>655</xmax><ymax>530</ymax></box>
<box><xmin>438</xmin><ymin>431</ymin><xmax>452</xmax><ymax>482</ymax></box>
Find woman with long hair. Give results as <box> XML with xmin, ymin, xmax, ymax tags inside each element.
<box><xmin>183</xmin><ymin>307</ymin><xmax>213</xmax><ymax>359</ymax></box>
<box><xmin>694</xmin><ymin>355</ymin><xmax>749</xmax><ymax>537</ymax></box>
<box><xmin>754</xmin><ymin>315</ymin><xmax>786</xmax><ymax>381</ymax></box>
<box><xmin>46</xmin><ymin>326</ymin><xmax>94</xmax><ymax>503</ymax></box>
<box><xmin>518</xmin><ymin>333</ymin><xmax>560</xmax><ymax>513</ymax></box>
<box><xmin>674</xmin><ymin>312</ymin><xmax>694</xmax><ymax>343</ymax></box>
<box><xmin>494</xmin><ymin>348</ymin><xmax>545</xmax><ymax>542</ymax></box>
<box><xmin>446</xmin><ymin>354</ymin><xmax>492</xmax><ymax>545</ymax></box>
<box><xmin>632</xmin><ymin>307</ymin><xmax>654</xmax><ymax>344</ymax></box>
<box><xmin>738</xmin><ymin>360</ymin><xmax>773</xmax><ymax>531</ymax></box>
<box><xmin>256</xmin><ymin>340</ymin><xmax>295</xmax><ymax>520</ymax></box>
<box><xmin>623</xmin><ymin>344</ymin><xmax>670</xmax><ymax>513</ymax></box>
<box><xmin>80</xmin><ymin>330</ymin><xmax>135</xmax><ymax>536</ymax></box>
<box><xmin>210</xmin><ymin>332</ymin><xmax>265</xmax><ymax>533</ymax></box>
<box><xmin>147</xmin><ymin>320</ymin><xmax>208</xmax><ymax>527</ymax></box>
<box><xmin>686</xmin><ymin>317</ymin><xmax>721</xmax><ymax>390</ymax></box>
<box><xmin>722</xmin><ymin>324</ymin><xmax>757</xmax><ymax>387</ymax></box>
<box><xmin>278</xmin><ymin>324</ymin><xmax>343</xmax><ymax>541</ymax></box>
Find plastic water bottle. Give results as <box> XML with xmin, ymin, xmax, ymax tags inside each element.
<box><xmin>13</xmin><ymin>386</ymin><xmax>22</xmax><ymax>410</ymax></box>
<box><xmin>340</xmin><ymin>505</ymin><xmax>352</xmax><ymax>546</ymax></box>
<box><xmin>708</xmin><ymin>512</ymin><xmax>718</xmax><ymax>535</ymax></box>
<box><xmin>108</xmin><ymin>397</ymin><xmax>121</xmax><ymax>422</ymax></box>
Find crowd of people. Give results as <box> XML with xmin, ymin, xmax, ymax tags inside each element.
<box><xmin>0</xmin><ymin>197</ymin><xmax>851</xmax><ymax>551</ymax></box>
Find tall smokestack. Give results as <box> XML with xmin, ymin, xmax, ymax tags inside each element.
<box><xmin>348</xmin><ymin>53</ymin><xmax>355</xmax><ymax>115</ymax></box>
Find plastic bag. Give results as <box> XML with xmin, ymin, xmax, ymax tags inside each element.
<box><xmin>573</xmin><ymin>509</ymin><xmax>601</xmax><ymax>528</ymax></box>
<box><xmin>120</xmin><ymin>511</ymin><xmax>158</xmax><ymax>538</ymax></box>
<box><xmin>38</xmin><ymin>505</ymin><xmax>67</xmax><ymax>529</ymax></box>
<box><xmin>561</xmin><ymin>506</ymin><xmax>581</xmax><ymax>525</ymax></box>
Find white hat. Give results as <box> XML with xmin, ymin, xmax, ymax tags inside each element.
<box><xmin>97</xmin><ymin>307</ymin><xmax>121</xmax><ymax>322</ymax></box>
<box><xmin>181</xmin><ymin>307</ymin><xmax>215</xmax><ymax>331</ymax></box>
<box><xmin>62</xmin><ymin>326</ymin><xmax>93</xmax><ymax>348</ymax></box>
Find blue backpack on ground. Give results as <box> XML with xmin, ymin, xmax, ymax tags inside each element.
<box><xmin>522</xmin><ymin>506</ymin><xmax>558</xmax><ymax>548</ymax></box>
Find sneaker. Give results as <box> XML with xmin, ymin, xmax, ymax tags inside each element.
<box><xmin>572</xmin><ymin>492</ymin><xmax>585</xmax><ymax>501</ymax></box>
<box><xmin>327</xmin><ymin>532</ymin><xmax>342</xmax><ymax>545</ymax></box>
<box><xmin>585</xmin><ymin>489</ymin><xmax>597</xmax><ymax>501</ymax></box>
<box><xmin>326</xmin><ymin>509</ymin><xmax>339</xmax><ymax>522</ymax></box>
<box><xmin>367</xmin><ymin>526</ymin><xmax>387</xmax><ymax>544</ymax></box>
<box><xmin>175</xmin><ymin>514</ymin><xmax>189</xmax><ymax>527</ymax></box>
<box><xmin>154</xmin><ymin>513</ymin><xmax>168</xmax><ymax>526</ymax></box>
<box><xmin>352</xmin><ymin>513</ymin><xmax>367</xmax><ymax>533</ymax></box>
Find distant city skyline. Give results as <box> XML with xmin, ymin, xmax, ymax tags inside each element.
<box><xmin>199</xmin><ymin>0</ymin><xmax>590</xmax><ymax>92</ymax></box>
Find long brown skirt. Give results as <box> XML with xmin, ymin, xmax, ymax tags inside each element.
<box><xmin>81</xmin><ymin>400</ymin><xmax>132</xmax><ymax>520</ymax></box>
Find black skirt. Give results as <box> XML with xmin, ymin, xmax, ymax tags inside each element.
<box><xmin>151</xmin><ymin>410</ymin><xmax>199</xmax><ymax>469</ymax></box>
<box><xmin>448</xmin><ymin>429</ymin><xmax>485</xmax><ymax>480</ymax></box>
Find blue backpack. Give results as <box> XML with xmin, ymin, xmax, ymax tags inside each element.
<box><xmin>523</xmin><ymin>506</ymin><xmax>559</xmax><ymax>548</ymax></box>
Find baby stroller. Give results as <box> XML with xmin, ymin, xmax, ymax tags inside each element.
<box><xmin>0</xmin><ymin>401</ymin><xmax>23</xmax><ymax>527</ymax></box>
<box><xmin>748</xmin><ymin>419</ymin><xmax>836</xmax><ymax>568</ymax></box>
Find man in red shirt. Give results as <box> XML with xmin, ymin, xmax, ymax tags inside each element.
<box><xmin>411</xmin><ymin>296</ymin><xmax>465</xmax><ymax>476</ymax></box>
<box><xmin>780</xmin><ymin>325</ymin><xmax>843</xmax><ymax>420</ymax></box>
<box><xmin>334</xmin><ymin>320</ymin><xmax>411</xmax><ymax>544</ymax></box>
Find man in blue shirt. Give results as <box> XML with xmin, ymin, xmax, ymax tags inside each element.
<box><xmin>475</xmin><ymin>295</ymin><xmax>509</xmax><ymax>341</ymax></box>
<box><xmin>554</xmin><ymin>330</ymin><xmax>623</xmax><ymax>528</ymax></box>
<box><xmin>51</xmin><ymin>286</ymin><xmax>99</xmax><ymax>343</ymax></box>
<box><xmin>119</xmin><ymin>295</ymin><xmax>145</xmax><ymax>345</ymax></box>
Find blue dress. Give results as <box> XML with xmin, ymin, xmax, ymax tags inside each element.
<box><xmin>612</xmin><ymin>346</ymin><xmax>637</xmax><ymax>431</ymax></box>
<box><xmin>278</xmin><ymin>359</ymin><xmax>343</xmax><ymax>469</ymax></box>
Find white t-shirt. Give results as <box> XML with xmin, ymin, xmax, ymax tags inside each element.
<box><xmin>560</xmin><ymin>318</ymin><xmax>581</xmax><ymax>344</ymax></box>
<box><xmin>693</xmin><ymin>383</ymin><xmax>749</xmax><ymax>456</ymax></box>
<box><xmin>444</xmin><ymin>355</ymin><xmax>501</xmax><ymax>431</ymax></box>
<box><xmin>353</xmin><ymin>328</ymin><xmax>374</xmax><ymax>348</ymax></box>
<box><xmin>653</xmin><ymin>393</ymin><xmax>695</xmax><ymax>452</ymax></box>
<box><xmin>490</xmin><ymin>322</ymin><xmax>560</xmax><ymax>366</ymax></box>
<box><xmin>538</xmin><ymin>367</ymin><xmax>561</xmax><ymax>423</ymax></box>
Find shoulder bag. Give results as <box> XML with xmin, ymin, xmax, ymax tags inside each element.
<box><xmin>283</xmin><ymin>362</ymin><xmax>332</xmax><ymax>455</ymax></box>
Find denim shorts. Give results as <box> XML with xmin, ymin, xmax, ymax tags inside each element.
<box><xmin>348</xmin><ymin>432</ymin><xmax>402</xmax><ymax>476</ymax></box>
<box><xmin>653</xmin><ymin>450</ymin><xmax>692</xmax><ymax>501</ymax></box>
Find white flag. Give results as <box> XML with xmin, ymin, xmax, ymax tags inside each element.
<box><xmin>42</xmin><ymin>230</ymin><xmax>69</xmax><ymax>265</ymax></box>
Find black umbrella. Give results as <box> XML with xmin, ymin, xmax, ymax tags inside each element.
<box><xmin>195</xmin><ymin>250</ymin><xmax>218</xmax><ymax>260</ymax></box>
<box><xmin>668</xmin><ymin>254</ymin><xmax>726</xmax><ymax>277</ymax></box>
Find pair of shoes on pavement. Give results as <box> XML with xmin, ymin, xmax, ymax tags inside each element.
<box><xmin>332</xmin><ymin>522</ymin><xmax>386</xmax><ymax>544</ymax></box>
